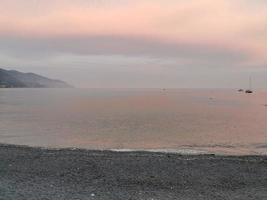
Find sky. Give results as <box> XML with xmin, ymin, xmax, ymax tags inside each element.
<box><xmin>1</xmin><ymin>0</ymin><xmax>267</xmax><ymax>88</ymax></box>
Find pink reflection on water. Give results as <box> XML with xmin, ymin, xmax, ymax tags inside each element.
<box><xmin>1</xmin><ymin>89</ymin><xmax>267</xmax><ymax>155</ymax></box>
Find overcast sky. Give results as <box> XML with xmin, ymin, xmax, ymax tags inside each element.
<box><xmin>1</xmin><ymin>0</ymin><xmax>267</xmax><ymax>88</ymax></box>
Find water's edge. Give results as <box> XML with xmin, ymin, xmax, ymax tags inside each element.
<box><xmin>1</xmin><ymin>143</ymin><xmax>267</xmax><ymax>158</ymax></box>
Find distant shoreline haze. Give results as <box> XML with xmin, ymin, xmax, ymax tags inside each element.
<box><xmin>0</xmin><ymin>68</ymin><xmax>71</xmax><ymax>88</ymax></box>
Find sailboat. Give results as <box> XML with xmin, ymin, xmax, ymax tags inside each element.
<box><xmin>245</xmin><ymin>76</ymin><xmax>253</xmax><ymax>93</ymax></box>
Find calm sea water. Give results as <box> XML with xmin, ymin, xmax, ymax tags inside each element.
<box><xmin>1</xmin><ymin>88</ymin><xmax>267</xmax><ymax>155</ymax></box>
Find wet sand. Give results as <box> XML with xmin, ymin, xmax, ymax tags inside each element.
<box><xmin>0</xmin><ymin>144</ymin><xmax>266</xmax><ymax>200</ymax></box>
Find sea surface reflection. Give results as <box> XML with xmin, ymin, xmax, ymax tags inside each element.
<box><xmin>1</xmin><ymin>88</ymin><xmax>267</xmax><ymax>155</ymax></box>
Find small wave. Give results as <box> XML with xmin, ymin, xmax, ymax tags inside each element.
<box><xmin>110</xmin><ymin>148</ymin><xmax>208</xmax><ymax>155</ymax></box>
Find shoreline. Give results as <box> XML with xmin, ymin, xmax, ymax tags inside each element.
<box><xmin>1</xmin><ymin>143</ymin><xmax>265</xmax><ymax>156</ymax></box>
<box><xmin>0</xmin><ymin>143</ymin><xmax>267</xmax><ymax>199</ymax></box>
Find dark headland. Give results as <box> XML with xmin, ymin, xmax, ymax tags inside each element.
<box><xmin>0</xmin><ymin>68</ymin><xmax>70</xmax><ymax>88</ymax></box>
<box><xmin>0</xmin><ymin>144</ymin><xmax>266</xmax><ymax>200</ymax></box>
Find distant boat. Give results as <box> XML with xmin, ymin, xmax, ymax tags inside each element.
<box><xmin>238</xmin><ymin>89</ymin><xmax>244</xmax><ymax>92</ymax></box>
<box><xmin>245</xmin><ymin>76</ymin><xmax>253</xmax><ymax>93</ymax></box>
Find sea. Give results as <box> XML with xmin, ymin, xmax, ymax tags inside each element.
<box><xmin>1</xmin><ymin>88</ymin><xmax>267</xmax><ymax>155</ymax></box>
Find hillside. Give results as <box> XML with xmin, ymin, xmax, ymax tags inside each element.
<box><xmin>0</xmin><ymin>68</ymin><xmax>70</xmax><ymax>88</ymax></box>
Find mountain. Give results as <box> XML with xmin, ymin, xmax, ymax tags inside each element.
<box><xmin>0</xmin><ymin>68</ymin><xmax>71</xmax><ymax>88</ymax></box>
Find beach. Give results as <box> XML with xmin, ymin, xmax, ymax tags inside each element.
<box><xmin>0</xmin><ymin>144</ymin><xmax>266</xmax><ymax>200</ymax></box>
<box><xmin>2</xmin><ymin>0</ymin><xmax>267</xmax><ymax>199</ymax></box>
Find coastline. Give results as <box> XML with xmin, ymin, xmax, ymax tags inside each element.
<box><xmin>0</xmin><ymin>144</ymin><xmax>266</xmax><ymax>200</ymax></box>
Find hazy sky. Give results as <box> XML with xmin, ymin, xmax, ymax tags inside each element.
<box><xmin>1</xmin><ymin>0</ymin><xmax>267</xmax><ymax>88</ymax></box>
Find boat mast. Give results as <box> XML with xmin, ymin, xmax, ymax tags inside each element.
<box><xmin>249</xmin><ymin>76</ymin><xmax>252</xmax><ymax>90</ymax></box>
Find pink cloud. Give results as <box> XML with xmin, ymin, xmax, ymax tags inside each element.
<box><xmin>0</xmin><ymin>0</ymin><xmax>267</xmax><ymax>66</ymax></box>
